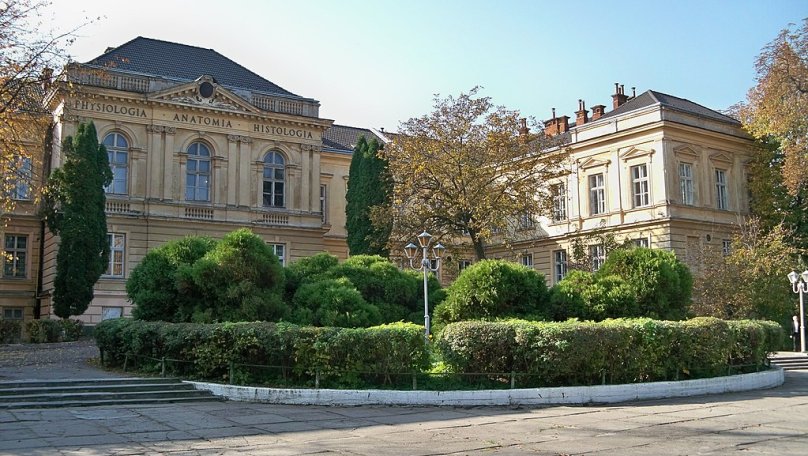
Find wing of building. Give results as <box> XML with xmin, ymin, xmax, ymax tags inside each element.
<box><xmin>1</xmin><ymin>39</ymin><xmax>751</xmax><ymax>326</ymax></box>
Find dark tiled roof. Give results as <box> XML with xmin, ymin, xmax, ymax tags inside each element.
<box><xmin>597</xmin><ymin>90</ymin><xmax>740</xmax><ymax>125</ymax></box>
<box><xmin>85</xmin><ymin>37</ymin><xmax>301</xmax><ymax>98</ymax></box>
<box><xmin>322</xmin><ymin>124</ymin><xmax>386</xmax><ymax>152</ymax></box>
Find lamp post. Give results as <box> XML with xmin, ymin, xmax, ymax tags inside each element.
<box><xmin>404</xmin><ymin>231</ymin><xmax>445</xmax><ymax>340</ymax></box>
<box><xmin>787</xmin><ymin>270</ymin><xmax>808</xmax><ymax>353</ymax></box>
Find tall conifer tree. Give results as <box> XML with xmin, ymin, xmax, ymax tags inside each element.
<box><xmin>346</xmin><ymin>136</ymin><xmax>392</xmax><ymax>256</ymax></box>
<box><xmin>42</xmin><ymin>121</ymin><xmax>112</xmax><ymax>318</ymax></box>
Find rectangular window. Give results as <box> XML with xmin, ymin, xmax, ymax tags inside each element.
<box><xmin>520</xmin><ymin>253</ymin><xmax>533</xmax><ymax>268</ymax></box>
<box><xmin>458</xmin><ymin>259</ymin><xmax>471</xmax><ymax>273</ymax></box>
<box><xmin>679</xmin><ymin>163</ymin><xmax>694</xmax><ymax>205</ymax></box>
<box><xmin>320</xmin><ymin>184</ymin><xmax>328</xmax><ymax>223</ymax></box>
<box><xmin>631</xmin><ymin>164</ymin><xmax>650</xmax><ymax>207</ymax></box>
<box><xmin>551</xmin><ymin>183</ymin><xmax>567</xmax><ymax>221</ymax></box>
<box><xmin>519</xmin><ymin>212</ymin><xmax>534</xmax><ymax>229</ymax></box>
<box><xmin>722</xmin><ymin>239</ymin><xmax>732</xmax><ymax>256</ymax></box>
<box><xmin>715</xmin><ymin>169</ymin><xmax>728</xmax><ymax>210</ymax></box>
<box><xmin>10</xmin><ymin>156</ymin><xmax>32</xmax><ymax>200</ymax></box>
<box><xmin>553</xmin><ymin>250</ymin><xmax>568</xmax><ymax>283</ymax></box>
<box><xmin>590</xmin><ymin>244</ymin><xmax>605</xmax><ymax>272</ymax></box>
<box><xmin>270</xmin><ymin>243</ymin><xmax>285</xmax><ymax>266</ymax></box>
<box><xmin>105</xmin><ymin>233</ymin><xmax>125</xmax><ymax>277</ymax></box>
<box><xmin>3</xmin><ymin>235</ymin><xmax>27</xmax><ymax>278</ymax></box>
<box><xmin>589</xmin><ymin>173</ymin><xmax>606</xmax><ymax>215</ymax></box>
<box><xmin>3</xmin><ymin>307</ymin><xmax>23</xmax><ymax>320</ymax></box>
<box><xmin>633</xmin><ymin>237</ymin><xmax>650</xmax><ymax>248</ymax></box>
<box><xmin>101</xmin><ymin>307</ymin><xmax>123</xmax><ymax>320</ymax></box>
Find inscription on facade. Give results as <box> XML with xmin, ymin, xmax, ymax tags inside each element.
<box><xmin>254</xmin><ymin>123</ymin><xmax>313</xmax><ymax>139</ymax></box>
<box><xmin>72</xmin><ymin>100</ymin><xmax>147</xmax><ymax>118</ymax></box>
<box><xmin>173</xmin><ymin>113</ymin><xmax>232</xmax><ymax>128</ymax></box>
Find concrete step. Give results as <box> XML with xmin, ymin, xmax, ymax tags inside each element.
<box><xmin>769</xmin><ymin>354</ymin><xmax>808</xmax><ymax>371</ymax></box>
<box><xmin>0</xmin><ymin>377</ymin><xmax>220</xmax><ymax>409</ymax></box>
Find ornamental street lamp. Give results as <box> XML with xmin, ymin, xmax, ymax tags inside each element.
<box><xmin>787</xmin><ymin>270</ymin><xmax>808</xmax><ymax>353</ymax></box>
<box><xmin>404</xmin><ymin>231</ymin><xmax>445</xmax><ymax>340</ymax></box>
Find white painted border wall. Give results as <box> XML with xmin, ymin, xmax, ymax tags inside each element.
<box><xmin>187</xmin><ymin>368</ymin><xmax>783</xmax><ymax>406</ymax></box>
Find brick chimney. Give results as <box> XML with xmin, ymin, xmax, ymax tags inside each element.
<box><xmin>575</xmin><ymin>99</ymin><xmax>588</xmax><ymax>126</ymax></box>
<box><xmin>612</xmin><ymin>82</ymin><xmax>628</xmax><ymax>109</ymax></box>
<box><xmin>544</xmin><ymin>108</ymin><xmax>569</xmax><ymax>137</ymax></box>
<box><xmin>518</xmin><ymin>117</ymin><xmax>529</xmax><ymax>136</ymax></box>
<box><xmin>591</xmin><ymin>104</ymin><xmax>606</xmax><ymax>121</ymax></box>
<box><xmin>41</xmin><ymin>67</ymin><xmax>53</xmax><ymax>91</ymax></box>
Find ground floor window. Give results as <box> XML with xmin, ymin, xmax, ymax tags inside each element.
<box><xmin>105</xmin><ymin>233</ymin><xmax>125</xmax><ymax>277</ymax></box>
<box><xmin>2</xmin><ymin>307</ymin><xmax>23</xmax><ymax>320</ymax></box>
<box><xmin>590</xmin><ymin>244</ymin><xmax>606</xmax><ymax>272</ymax></box>
<box><xmin>270</xmin><ymin>243</ymin><xmax>286</xmax><ymax>266</ymax></box>
<box><xmin>520</xmin><ymin>253</ymin><xmax>533</xmax><ymax>268</ymax></box>
<box><xmin>3</xmin><ymin>234</ymin><xmax>27</xmax><ymax>278</ymax></box>
<box><xmin>101</xmin><ymin>307</ymin><xmax>123</xmax><ymax>320</ymax></box>
<box><xmin>553</xmin><ymin>249</ymin><xmax>568</xmax><ymax>283</ymax></box>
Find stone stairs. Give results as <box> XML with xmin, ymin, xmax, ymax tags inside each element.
<box><xmin>0</xmin><ymin>377</ymin><xmax>220</xmax><ymax>409</ymax></box>
<box><xmin>769</xmin><ymin>353</ymin><xmax>808</xmax><ymax>371</ymax></box>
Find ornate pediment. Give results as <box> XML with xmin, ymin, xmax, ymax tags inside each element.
<box><xmin>708</xmin><ymin>150</ymin><xmax>733</xmax><ymax>164</ymax></box>
<box><xmin>673</xmin><ymin>144</ymin><xmax>700</xmax><ymax>159</ymax></box>
<box><xmin>148</xmin><ymin>76</ymin><xmax>260</xmax><ymax>114</ymax></box>
<box><xmin>620</xmin><ymin>146</ymin><xmax>655</xmax><ymax>161</ymax></box>
<box><xmin>578</xmin><ymin>157</ymin><xmax>611</xmax><ymax>170</ymax></box>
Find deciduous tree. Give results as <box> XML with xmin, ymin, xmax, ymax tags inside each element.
<box><xmin>41</xmin><ymin>121</ymin><xmax>111</xmax><ymax>318</ymax></box>
<box><xmin>379</xmin><ymin>88</ymin><xmax>565</xmax><ymax>260</ymax></box>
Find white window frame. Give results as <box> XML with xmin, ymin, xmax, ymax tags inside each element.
<box><xmin>552</xmin><ymin>183</ymin><xmax>567</xmax><ymax>222</ymax></box>
<box><xmin>3</xmin><ymin>234</ymin><xmax>27</xmax><ymax>278</ymax></box>
<box><xmin>590</xmin><ymin>244</ymin><xmax>605</xmax><ymax>272</ymax></box>
<box><xmin>722</xmin><ymin>239</ymin><xmax>732</xmax><ymax>256</ymax></box>
<box><xmin>104</xmin><ymin>233</ymin><xmax>125</xmax><ymax>278</ymax></box>
<box><xmin>270</xmin><ymin>243</ymin><xmax>286</xmax><ymax>266</ymax></box>
<box><xmin>186</xmin><ymin>142</ymin><xmax>211</xmax><ymax>201</ymax></box>
<box><xmin>520</xmin><ymin>253</ymin><xmax>533</xmax><ymax>268</ymax></box>
<box><xmin>715</xmin><ymin>169</ymin><xmax>728</xmax><ymax>210</ymax></box>
<box><xmin>101</xmin><ymin>307</ymin><xmax>123</xmax><ymax>320</ymax></box>
<box><xmin>679</xmin><ymin>162</ymin><xmax>694</xmax><ymax>205</ymax></box>
<box><xmin>589</xmin><ymin>173</ymin><xmax>606</xmax><ymax>215</ymax></box>
<box><xmin>633</xmin><ymin>237</ymin><xmax>650</xmax><ymax>248</ymax></box>
<box><xmin>553</xmin><ymin>249</ymin><xmax>568</xmax><ymax>283</ymax></box>
<box><xmin>103</xmin><ymin>132</ymin><xmax>129</xmax><ymax>195</ymax></box>
<box><xmin>10</xmin><ymin>156</ymin><xmax>32</xmax><ymax>200</ymax></box>
<box><xmin>631</xmin><ymin>164</ymin><xmax>650</xmax><ymax>208</ymax></box>
<box><xmin>263</xmin><ymin>151</ymin><xmax>285</xmax><ymax>208</ymax></box>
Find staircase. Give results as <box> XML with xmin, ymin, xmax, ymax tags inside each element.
<box><xmin>0</xmin><ymin>377</ymin><xmax>220</xmax><ymax>409</ymax></box>
<box><xmin>769</xmin><ymin>353</ymin><xmax>808</xmax><ymax>371</ymax></box>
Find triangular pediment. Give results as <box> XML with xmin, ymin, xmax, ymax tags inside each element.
<box><xmin>579</xmin><ymin>157</ymin><xmax>611</xmax><ymax>170</ymax></box>
<box><xmin>674</xmin><ymin>144</ymin><xmax>699</xmax><ymax>159</ymax></box>
<box><xmin>620</xmin><ymin>146</ymin><xmax>655</xmax><ymax>161</ymax></box>
<box><xmin>708</xmin><ymin>151</ymin><xmax>733</xmax><ymax>164</ymax></box>
<box><xmin>148</xmin><ymin>76</ymin><xmax>261</xmax><ymax>114</ymax></box>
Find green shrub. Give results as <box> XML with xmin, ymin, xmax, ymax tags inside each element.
<box><xmin>60</xmin><ymin>319</ymin><xmax>84</xmax><ymax>341</ymax></box>
<box><xmin>437</xmin><ymin>318</ymin><xmax>782</xmax><ymax>387</ymax></box>
<box><xmin>434</xmin><ymin>260</ymin><xmax>549</xmax><ymax>330</ymax></box>
<box><xmin>291</xmin><ymin>277</ymin><xmax>382</xmax><ymax>328</ymax></box>
<box><xmin>0</xmin><ymin>319</ymin><xmax>22</xmax><ymax>343</ymax></box>
<box><xmin>128</xmin><ymin>235</ymin><xmax>216</xmax><ymax>321</ymax></box>
<box><xmin>549</xmin><ymin>271</ymin><xmax>637</xmax><ymax>321</ymax></box>
<box><xmin>597</xmin><ymin>248</ymin><xmax>692</xmax><ymax>320</ymax></box>
<box><xmin>284</xmin><ymin>252</ymin><xmax>340</xmax><ymax>300</ymax></box>
<box><xmin>26</xmin><ymin>319</ymin><xmax>62</xmax><ymax>343</ymax></box>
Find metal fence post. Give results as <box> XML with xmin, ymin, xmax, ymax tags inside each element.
<box><xmin>161</xmin><ymin>357</ymin><xmax>166</xmax><ymax>378</ymax></box>
<box><xmin>412</xmin><ymin>372</ymin><xmax>417</xmax><ymax>390</ymax></box>
<box><xmin>123</xmin><ymin>354</ymin><xmax>128</xmax><ymax>372</ymax></box>
<box><xmin>315</xmin><ymin>369</ymin><xmax>320</xmax><ymax>389</ymax></box>
<box><xmin>510</xmin><ymin>372</ymin><xmax>515</xmax><ymax>389</ymax></box>
<box><xmin>229</xmin><ymin>360</ymin><xmax>235</xmax><ymax>385</ymax></box>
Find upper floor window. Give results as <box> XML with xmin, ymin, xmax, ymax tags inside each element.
<box><xmin>633</xmin><ymin>237</ymin><xmax>650</xmax><ymax>248</ymax></box>
<box><xmin>551</xmin><ymin>183</ymin><xmax>567</xmax><ymax>221</ymax></box>
<box><xmin>186</xmin><ymin>142</ymin><xmax>211</xmax><ymax>201</ymax></box>
<box><xmin>519</xmin><ymin>212</ymin><xmax>534</xmax><ymax>229</ymax></box>
<box><xmin>103</xmin><ymin>132</ymin><xmax>128</xmax><ymax>195</ymax></box>
<box><xmin>589</xmin><ymin>173</ymin><xmax>606</xmax><ymax>215</ymax></box>
<box><xmin>553</xmin><ymin>249</ymin><xmax>568</xmax><ymax>283</ymax></box>
<box><xmin>6</xmin><ymin>155</ymin><xmax>32</xmax><ymax>200</ymax></box>
<box><xmin>679</xmin><ymin>163</ymin><xmax>694</xmax><ymax>205</ymax></box>
<box><xmin>722</xmin><ymin>239</ymin><xmax>732</xmax><ymax>256</ymax></box>
<box><xmin>715</xmin><ymin>169</ymin><xmax>728</xmax><ymax>210</ymax></box>
<box><xmin>631</xmin><ymin>164</ymin><xmax>650</xmax><ymax>208</ymax></box>
<box><xmin>263</xmin><ymin>151</ymin><xmax>285</xmax><ymax>208</ymax></box>
<box><xmin>104</xmin><ymin>233</ymin><xmax>125</xmax><ymax>277</ymax></box>
<box><xmin>590</xmin><ymin>244</ymin><xmax>605</xmax><ymax>272</ymax></box>
<box><xmin>3</xmin><ymin>234</ymin><xmax>27</xmax><ymax>278</ymax></box>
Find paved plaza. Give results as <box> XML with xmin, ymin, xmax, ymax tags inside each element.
<box><xmin>1</xmin><ymin>342</ymin><xmax>807</xmax><ymax>455</ymax></box>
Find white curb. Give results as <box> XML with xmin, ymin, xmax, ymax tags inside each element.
<box><xmin>185</xmin><ymin>367</ymin><xmax>784</xmax><ymax>406</ymax></box>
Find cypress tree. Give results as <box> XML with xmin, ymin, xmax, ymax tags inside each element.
<box><xmin>42</xmin><ymin>121</ymin><xmax>112</xmax><ymax>318</ymax></box>
<box><xmin>346</xmin><ymin>136</ymin><xmax>392</xmax><ymax>256</ymax></box>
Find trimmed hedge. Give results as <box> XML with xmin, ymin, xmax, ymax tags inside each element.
<box><xmin>94</xmin><ymin>319</ymin><xmax>429</xmax><ymax>387</ymax></box>
<box><xmin>25</xmin><ymin>319</ymin><xmax>84</xmax><ymax>343</ymax></box>
<box><xmin>437</xmin><ymin>317</ymin><xmax>782</xmax><ymax>387</ymax></box>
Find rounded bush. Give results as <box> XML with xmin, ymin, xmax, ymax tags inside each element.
<box><xmin>292</xmin><ymin>278</ymin><xmax>381</xmax><ymax>328</ymax></box>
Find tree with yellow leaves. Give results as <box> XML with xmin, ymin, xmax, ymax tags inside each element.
<box><xmin>378</xmin><ymin>88</ymin><xmax>566</xmax><ymax>260</ymax></box>
<box><xmin>742</xmin><ymin>18</ymin><xmax>808</xmax><ymax>195</ymax></box>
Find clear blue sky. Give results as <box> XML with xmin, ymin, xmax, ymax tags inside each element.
<box><xmin>45</xmin><ymin>0</ymin><xmax>808</xmax><ymax>130</ymax></box>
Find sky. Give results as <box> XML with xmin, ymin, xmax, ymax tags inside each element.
<box><xmin>41</xmin><ymin>0</ymin><xmax>808</xmax><ymax>131</ymax></box>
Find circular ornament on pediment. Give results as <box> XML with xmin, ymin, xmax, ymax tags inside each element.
<box><xmin>199</xmin><ymin>81</ymin><xmax>215</xmax><ymax>99</ymax></box>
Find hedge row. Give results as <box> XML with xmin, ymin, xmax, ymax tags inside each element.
<box><xmin>437</xmin><ymin>317</ymin><xmax>782</xmax><ymax>386</ymax></box>
<box><xmin>94</xmin><ymin>319</ymin><xmax>429</xmax><ymax>387</ymax></box>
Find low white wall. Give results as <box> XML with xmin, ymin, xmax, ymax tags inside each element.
<box><xmin>186</xmin><ymin>368</ymin><xmax>783</xmax><ymax>406</ymax></box>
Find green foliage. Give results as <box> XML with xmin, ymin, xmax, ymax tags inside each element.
<box><xmin>346</xmin><ymin>136</ymin><xmax>392</xmax><ymax>256</ymax></box>
<box><xmin>433</xmin><ymin>259</ymin><xmax>549</xmax><ymax>329</ymax></box>
<box><xmin>291</xmin><ymin>278</ymin><xmax>381</xmax><ymax>328</ymax></box>
<box><xmin>128</xmin><ymin>236</ymin><xmax>216</xmax><ymax>321</ymax></box>
<box><xmin>437</xmin><ymin>318</ymin><xmax>782</xmax><ymax>386</ymax></box>
<box><xmin>60</xmin><ymin>319</ymin><xmax>84</xmax><ymax>341</ymax></box>
<box><xmin>597</xmin><ymin>248</ymin><xmax>692</xmax><ymax>320</ymax></box>
<box><xmin>0</xmin><ymin>319</ymin><xmax>22</xmax><ymax>343</ymax></box>
<box><xmin>26</xmin><ymin>319</ymin><xmax>62</xmax><ymax>343</ymax></box>
<box><xmin>283</xmin><ymin>252</ymin><xmax>339</xmax><ymax>301</ymax></box>
<box><xmin>41</xmin><ymin>121</ymin><xmax>112</xmax><ymax>318</ymax></box>
<box><xmin>177</xmin><ymin>228</ymin><xmax>287</xmax><ymax>323</ymax></box>
<box><xmin>94</xmin><ymin>319</ymin><xmax>429</xmax><ymax>387</ymax></box>
<box><xmin>549</xmin><ymin>270</ymin><xmax>637</xmax><ymax>321</ymax></box>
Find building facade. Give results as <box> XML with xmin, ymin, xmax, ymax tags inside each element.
<box><xmin>1</xmin><ymin>38</ymin><xmax>752</xmax><ymax>326</ymax></box>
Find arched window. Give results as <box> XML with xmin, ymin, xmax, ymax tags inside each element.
<box><xmin>102</xmin><ymin>132</ymin><xmax>128</xmax><ymax>194</ymax></box>
<box><xmin>186</xmin><ymin>142</ymin><xmax>211</xmax><ymax>201</ymax></box>
<box><xmin>263</xmin><ymin>151</ymin><xmax>285</xmax><ymax>207</ymax></box>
